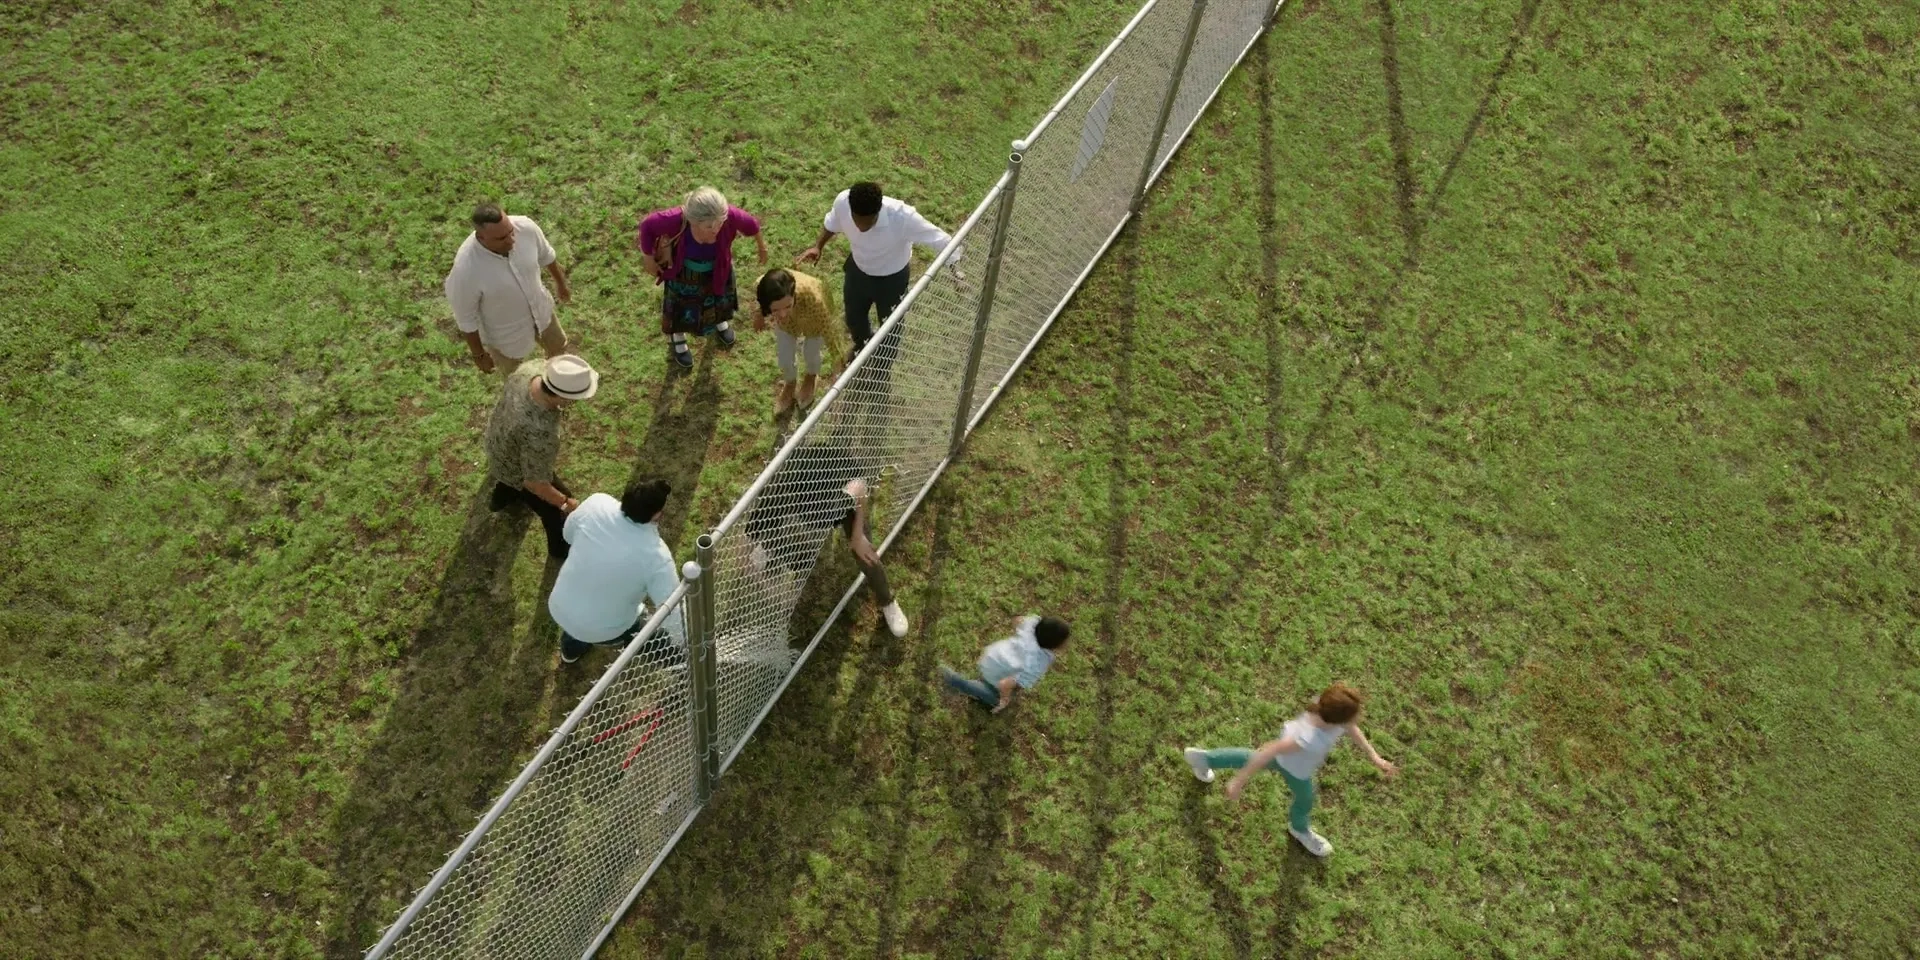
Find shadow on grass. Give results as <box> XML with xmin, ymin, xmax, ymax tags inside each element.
<box><xmin>1272</xmin><ymin>0</ymin><xmax>1547</xmax><ymax>493</ymax></box>
<box><xmin>925</xmin><ymin>707</ymin><xmax>1016</xmax><ymax>960</ymax></box>
<box><xmin>325</xmin><ymin>354</ymin><xmax>726</xmax><ymax>956</ymax></box>
<box><xmin>1184</xmin><ymin>786</ymin><xmax>1256</xmax><ymax>959</ymax></box>
<box><xmin>1266</xmin><ymin>841</ymin><xmax>1326</xmax><ymax>960</ymax></box>
<box><xmin>323</xmin><ymin>485</ymin><xmax>559</xmax><ymax>958</ymax></box>
<box><xmin>1025</xmin><ymin>216</ymin><xmax>1142</xmax><ymax>957</ymax></box>
<box><xmin>875</xmin><ymin>491</ymin><xmax>961</xmax><ymax>956</ymax></box>
<box><xmin>1178</xmin><ymin>783</ymin><xmax>1328</xmax><ymax>960</ymax></box>
<box><xmin>627</xmin><ymin>350</ymin><xmax>722</xmax><ymax>554</ymax></box>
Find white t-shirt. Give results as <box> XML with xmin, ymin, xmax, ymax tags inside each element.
<box><xmin>444</xmin><ymin>215</ymin><xmax>559</xmax><ymax>358</ymax></box>
<box><xmin>977</xmin><ymin>616</ymin><xmax>1054</xmax><ymax>690</ymax></box>
<box><xmin>823</xmin><ymin>192</ymin><xmax>952</xmax><ymax>276</ymax></box>
<box><xmin>1275</xmin><ymin>712</ymin><xmax>1347</xmax><ymax>779</ymax></box>
<box><xmin>547</xmin><ymin>494</ymin><xmax>682</xmax><ymax>645</ymax></box>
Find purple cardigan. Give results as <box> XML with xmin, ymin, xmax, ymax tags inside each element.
<box><xmin>636</xmin><ymin>205</ymin><xmax>762</xmax><ymax>295</ymax></box>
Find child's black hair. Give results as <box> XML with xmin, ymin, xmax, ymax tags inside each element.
<box><xmin>1035</xmin><ymin>617</ymin><xmax>1071</xmax><ymax>649</ymax></box>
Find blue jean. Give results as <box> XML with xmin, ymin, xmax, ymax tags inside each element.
<box><xmin>1198</xmin><ymin>748</ymin><xmax>1316</xmax><ymax>833</ymax></box>
<box><xmin>941</xmin><ymin>667</ymin><xmax>1001</xmax><ymax>707</ymax></box>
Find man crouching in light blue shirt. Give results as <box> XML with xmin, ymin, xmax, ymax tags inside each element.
<box><xmin>548</xmin><ymin>479</ymin><xmax>684</xmax><ymax>665</ymax></box>
<box><xmin>939</xmin><ymin>615</ymin><xmax>1072</xmax><ymax>714</ymax></box>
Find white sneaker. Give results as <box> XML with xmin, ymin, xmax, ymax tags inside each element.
<box><xmin>1182</xmin><ymin>748</ymin><xmax>1215</xmax><ymax>783</ymax></box>
<box><xmin>1289</xmin><ymin>827</ymin><xmax>1333</xmax><ymax>858</ymax></box>
<box><xmin>881</xmin><ymin>601</ymin><xmax>909</xmax><ymax>637</ymax></box>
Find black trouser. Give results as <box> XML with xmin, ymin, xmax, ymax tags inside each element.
<box><xmin>490</xmin><ymin>480</ymin><xmax>572</xmax><ymax>559</ymax></box>
<box><xmin>842</xmin><ymin>260</ymin><xmax>912</xmax><ymax>350</ymax></box>
<box><xmin>561</xmin><ymin>615</ymin><xmax>686</xmax><ymax>664</ymax></box>
<box><xmin>843</xmin><ymin>260</ymin><xmax>909</xmax><ymax>429</ymax></box>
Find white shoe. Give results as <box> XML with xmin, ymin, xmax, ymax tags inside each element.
<box><xmin>1289</xmin><ymin>827</ymin><xmax>1333</xmax><ymax>858</ymax></box>
<box><xmin>881</xmin><ymin>601</ymin><xmax>909</xmax><ymax>638</ymax></box>
<box><xmin>1182</xmin><ymin>748</ymin><xmax>1215</xmax><ymax>783</ymax></box>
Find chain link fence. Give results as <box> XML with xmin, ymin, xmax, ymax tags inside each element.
<box><xmin>364</xmin><ymin>1</ymin><xmax>1282</xmax><ymax>957</ymax></box>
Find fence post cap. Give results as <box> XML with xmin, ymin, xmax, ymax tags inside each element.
<box><xmin>1011</xmin><ymin>139</ymin><xmax>1029</xmax><ymax>153</ymax></box>
<box><xmin>682</xmin><ymin>561</ymin><xmax>702</xmax><ymax>581</ymax></box>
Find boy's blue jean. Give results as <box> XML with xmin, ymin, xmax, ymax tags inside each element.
<box><xmin>1198</xmin><ymin>748</ymin><xmax>1317</xmax><ymax>834</ymax></box>
<box><xmin>941</xmin><ymin>668</ymin><xmax>1001</xmax><ymax>707</ymax></box>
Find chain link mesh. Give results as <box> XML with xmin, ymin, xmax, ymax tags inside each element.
<box><xmin>372</xmin><ymin>597</ymin><xmax>695</xmax><ymax>960</ymax></box>
<box><xmin>968</xmin><ymin>0</ymin><xmax>1192</xmax><ymax>426</ymax></box>
<box><xmin>366</xmin><ymin>2</ymin><xmax>1276</xmax><ymax>956</ymax></box>
<box><xmin>1155</xmin><ymin>0</ymin><xmax>1281</xmax><ymax>177</ymax></box>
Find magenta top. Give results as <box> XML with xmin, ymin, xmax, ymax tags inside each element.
<box><xmin>636</xmin><ymin>205</ymin><xmax>762</xmax><ymax>295</ymax></box>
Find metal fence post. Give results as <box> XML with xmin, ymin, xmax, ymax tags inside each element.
<box><xmin>684</xmin><ymin>537</ymin><xmax>721</xmax><ymax>804</ymax></box>
<box><xmin>1132</xmin><ymin>0</ymin><xmax>1212</xmax><ymax>215</ymax></box>
<box><xmin>948</xmin><ymin>144</ymin><xmax>1027</xmax><ymax>456</ymax></box>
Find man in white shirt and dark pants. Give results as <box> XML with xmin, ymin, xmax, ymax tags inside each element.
<box><xmin>798</xmin><ymin>181</ymin><xmax>952</xmax><ymax>355</ymax></box>
<box><xmin>548</xmin><ymin>479</ymin><xmax>685</xmax><ymax>665</ymax></box>
<box><xmin>445</xmin><ymin>203</ymin><xmax>575</xmax><ymax>378</ymax></box>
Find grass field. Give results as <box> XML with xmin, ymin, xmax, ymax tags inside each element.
<box><xmin>3</xmin><ymin>0</ymin><xmax>1918</xmax><ymax>958</ymax></box>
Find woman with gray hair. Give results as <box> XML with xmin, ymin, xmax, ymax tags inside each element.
<box><xmin>637</xmin><ymin>186</ymin><xmax>769</xmax><ymax>369</ymax></box>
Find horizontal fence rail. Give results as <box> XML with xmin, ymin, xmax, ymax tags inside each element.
<box><xmin>365</xmin><ymin>2</ymin><xmax>1283</xmax><ymax>957</ymax></box>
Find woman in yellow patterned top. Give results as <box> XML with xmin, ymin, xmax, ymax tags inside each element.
<box><xmin>752</xmin><ymin>268</ymin><xmax>848</xmax><ymax>416</ymax></box>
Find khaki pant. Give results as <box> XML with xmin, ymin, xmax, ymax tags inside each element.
<box><xmin>487</xmin><ymin>318</ymin><xmax>571</xmax><ymax>378</ymax></box>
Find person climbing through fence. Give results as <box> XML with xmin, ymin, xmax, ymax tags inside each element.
<box><xmin>740</xmin><ymin>428</ymin><xmax>909</xmax><ymax>638</ymax></box>
<box><xmin>1181</xmin><ymin>682</ymin><xmax>1399</xmax><ymax>858</ymax></box>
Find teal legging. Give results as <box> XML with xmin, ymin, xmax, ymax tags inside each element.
<box><xmin>1200</xmin><ymin>748</ymin><xmax>1316</xmax><ymax>834</ymax></box>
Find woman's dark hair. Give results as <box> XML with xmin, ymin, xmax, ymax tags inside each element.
<box><xmin>621</xmin><ymin>479</ymin><xmax>672</xmax><ymax>523</ymax></box>
<box><xmin>756</xmin><ymin>269</ymin><xmax>796</xmax><ymax>317</ymax></box>
<box><xmin>848</xmin><ymin>181</ymin><xmax>884</xmax><ymax>217</ymax></box>
<box><xmin>1312</xmin><ymin>683</ymin><xmax>1363</xmax><ymax>724</ymax></box>
<box><xmin>1035</xmin><ymin>617</ymin><xmax>1071</xmax><ymax>649</ymax></box>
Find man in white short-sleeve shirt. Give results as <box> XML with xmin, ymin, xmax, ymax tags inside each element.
<box><xmin>797</xmin><ymin>181</ymin><xmax>953</xmax><ymax>352</ymax></box>
<box><xmin>445</xmin><ymin>203</ymin><xmax>575</xmax><ymax>379</ymax></box>
<box><xmin>548</xmin><ymin>479</ymin><xmax>685</xmax><ymax>664</ymax></box>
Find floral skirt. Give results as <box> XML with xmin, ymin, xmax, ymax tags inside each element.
<box><xmin>661</xmin><ymin>263</ymin><xmax>738</xmax><ymax>336</ymax></box>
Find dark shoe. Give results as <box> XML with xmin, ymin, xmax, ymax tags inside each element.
<box><xmin>560</xmin><ymin>630</ymin><xmax>584</xmax><ymax>664</ymax></box>
<box><xmin>714</xmin><ymin>327</ymin><xmax>737</xmax><ymax>349</ymax></box>
<box><xmin>671</xmin><ymin>346</ymin><xmax>694</xmax><ymax>369</ymax></box>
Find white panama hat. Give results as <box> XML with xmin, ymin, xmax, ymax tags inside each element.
<box><xmin>544</xmin><ymin>354</ymin><xmax>599</xmax><ymax>400</ymax></box>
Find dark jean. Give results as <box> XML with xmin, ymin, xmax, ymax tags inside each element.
<box><xmin>843</xmin><ymin>261</ymin><xmax>908</xmax><ymax>425</ymax></box>
<box><xmin>560</xmin><ymin>615</ymin><xmax>686</xmax><ymax>664</ymax></box>
<box><xmin>842</xmin><ymin>260</ymin><xmax>911</xmax><ymax>350</ymax></box>
<box><xmin>490</xmin><ymin>479</ymin><xmax>573</xmax><ymax>559</ymax></box>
